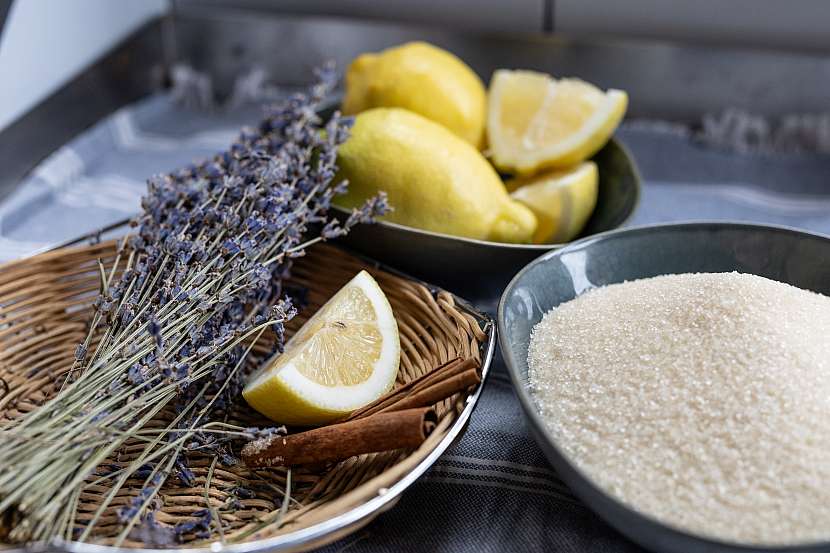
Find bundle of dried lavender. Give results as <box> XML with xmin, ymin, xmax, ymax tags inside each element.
<box><xmin>0</xmin><ymin>65</ymin><xmax>387</xmax><ymax>545</ymax></box>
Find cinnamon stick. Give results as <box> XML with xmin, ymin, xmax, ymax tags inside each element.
<box><xmin>241</xmin><ymin>356</ymin><xmax>481</xmax><ymax>468</ymax></box>
<box><xmin>379</xmin><ymin>368</ymin><xmax>480</xmax><ymax>413</ymax></box>
<box><xmin>346</xmin><ymin>357</ymin><xmax>480</xmax><ymax>421</ymax></box>
<box><xmin>242</xmin><ymin>407</ymin><xmax>437</xmax><ymax>468</ymax></box>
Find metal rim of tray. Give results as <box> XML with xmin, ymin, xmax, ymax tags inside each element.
<box><xmin>7</xmin><ymin>221</ymin><xmax>497</xmax><ymax>553</ymax></box>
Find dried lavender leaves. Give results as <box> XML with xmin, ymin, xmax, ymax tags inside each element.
<box><xmin>0</xmin><ymin>65</ymin><xmax>387</xmax><ymax>545</ymax></box>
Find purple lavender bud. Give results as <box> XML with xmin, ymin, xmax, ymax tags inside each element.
<box><xmin>195</xmin><ymin>345</ymin><xmax>212</xmax><ymax>357</ymax></box>
<box><xmin>232</xmin><ymin>486</ymin><xmax>255</xmax><ymax>500</ymax></box>
<box><xmin>221</xmin><ymin>239</ymin><xmax>240</xmax><ymax>256</ymax></box>
<box><xmin>134</xmin><ymin>463</ymin><xmax>155</xmax><ymax>479</ymax></box>
<box><xmin>173</xmin><ymin>519</ymin><xmax>197</xmax><ymax>537</ymax></box>
<box><xmin>136</xmin><ymin>512</ymin><xmax>174</xmax><ymax>547</ymax></box>
<box><xmin>245</xmin><ymin>215</ymin><xmax>263</xmax><ymax>232</ymax></box>
<box><xmin>219</xmin><ymin>452</ymin><xmax>238</xmax><ymax>466</ymax></box>
<box><xmin>117</xmin><ymin>504</ymin><xmax>139</xmax><ymax>523</ymax></box>
<box><xmin>127</xmin><ymin>363</ymin><xmax>144</xmax><ymax>385</ymax></box>
<box><xmin>175</xmin><ymin>458</ymin><xmax>196</xmax><ymax>487</ymax></box>
<box><xmin>90</xmin><ymin>410</ymin><xmax>110</xmax><ymax>423</ymax></box>
<box><xmin>174</xmin><ymin>363</ymin><xmax>190</xmax><ymax>381</ymax></box>
<box><xmin>74</xmin><ymin>344</ymin><xmax>87</xmax><ymax>361</ymax></box>
<box><xmin>148</xmin><ymin>318</ymin><xmax>164</xmax><ymax>351</ymax></box>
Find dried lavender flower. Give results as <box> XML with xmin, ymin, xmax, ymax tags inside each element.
<box><xmin>0</xmin><ymin>64</ymin><xmax>388</xmax><ymax>546</ymax></box>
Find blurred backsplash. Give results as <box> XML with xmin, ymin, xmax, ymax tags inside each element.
<box><xmin>170</xmin><ymin>1</ymin><xmax>830</xmax><ymax>123</ymax></box>
<box><xmin>177</xmin><ymin>0</ymin><xmax>830</xmax><ymax>52</ymax></box>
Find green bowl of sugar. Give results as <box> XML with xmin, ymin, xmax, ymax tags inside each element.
<box><xmin>499</xmin><ymin>222</ymin><xmax>830</xmax><ymax>553</ymax></box>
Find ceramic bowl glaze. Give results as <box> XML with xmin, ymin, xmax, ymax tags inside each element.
<box><xmin>317</xmin><ymin>96</ymin><xmax>640</xmax><ymax>308</ymax></box>
<box><xmin>498</xmin><ymin>222</ymin><xmax>830</xmax><ymax>553</ymax></box>
<box><xmin>333</xmin><ymin>137</ymin><xmax>640</xmax><ymax>308</ymax></box>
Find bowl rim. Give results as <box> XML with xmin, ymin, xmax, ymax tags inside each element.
<box><xmin>497</xmin><ymin>220</ymin><xmax>830</xmax><ymax>553</ymax></box>
<box><xmin>331</xmin><ymin>136</ymin><xmax>642</xmax><ymax>251</ymax></box>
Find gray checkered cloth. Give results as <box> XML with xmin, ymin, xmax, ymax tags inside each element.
<box><xmin>4</xmin><ymin>94</ymin><xmax>830</xmax><ymax>552</ymax></box>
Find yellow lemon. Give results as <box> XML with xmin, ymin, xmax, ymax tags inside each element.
<box><xmin>243</xmin><ymin>270</ymin><xmax>399</xmax><ymax>426</ymax></box>
<box><xmin>488</xmin><ymin>69</ymin><xmax>627</xmax><ymax>174</ymax></box>
<box><xmin>343</xmin><ymin>41</ymin><xmax>487</xmax><ymax>147</ymax></box>
<box><xmin>336</xmin><ymin>108</ymin><xmax>537</xmax><ymax>244</ymax></box>
<box><xmin>507</xmin><ymin>161</ymin><xmax>599</xmax><ymax>244</ymax></box>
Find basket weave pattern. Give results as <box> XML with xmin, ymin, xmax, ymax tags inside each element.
<box><xmin>0</xmin><ymin>241</ymin><xmax>487</xmax><ymax>549</ymax></box>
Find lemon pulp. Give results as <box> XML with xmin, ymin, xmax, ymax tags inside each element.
<box><xmin>487</xmin><ymin>69</ymin><xmax>627</xmax><ymax>174</ymax></box>
<box><xmin>243</xmin><ymin>270</ymin><xmax>399</xmax><ymax>426</ymax></box>
<box><xmin>507</xmin><ymin>161</ymin><xmax>599</xmax><ymax>244</ymax></box>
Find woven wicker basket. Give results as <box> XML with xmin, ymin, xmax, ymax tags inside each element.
<box><xmin>0</xmin><ymin>240</ymin><xmax>494</xmax><ymax>552</ymax></box>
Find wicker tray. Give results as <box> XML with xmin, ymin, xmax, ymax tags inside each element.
<box><xmin>0</xmin><ymin>240</ymin><xmax>494</xmax><ymax>552</ymax></box>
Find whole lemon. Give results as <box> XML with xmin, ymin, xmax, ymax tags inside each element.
<box><xmin>336</xmin><ymin>108</ymin><xmax>537</xmax><ymax>244</ymax></box>
<box><xmin>343</xmin><ymin>41</ymin><xmax>487</xmax><ymax>148</ymax></box>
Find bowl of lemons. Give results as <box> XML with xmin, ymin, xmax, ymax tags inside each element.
<box><xmin>329</xmin><ymin>42</ymin><xmax>640</xmax><ymax>306</ymax></box>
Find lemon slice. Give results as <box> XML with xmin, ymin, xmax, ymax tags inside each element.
<box><xmin>507</xmin><ymin>161</ymin><xmax>598</xmax><ymax>244</ymax></box>
<box><xmin>243</xmin><ymin>270</ymin><xmax>400</xmax><ymax>426</ymax></box>
<box><xmin>487</xmin><ymin>69</ymin><xmax>627</xmax><ymax>174</ymax></box>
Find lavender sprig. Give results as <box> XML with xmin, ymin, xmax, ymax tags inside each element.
<box><xmin>0</xmin><ymin>64</ymin><xmax>387</xmax><ymax>545</ymax></box>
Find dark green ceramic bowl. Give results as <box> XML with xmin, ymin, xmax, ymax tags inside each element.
<box><xmin>334</xmin><ymin>137</ymin><xmax>640</xmax><ymax>307</ymax></box>
<box><xmin>499</xmin><ymin>222</ymin><xmax>830</xmax><ymax>553</ymax></box>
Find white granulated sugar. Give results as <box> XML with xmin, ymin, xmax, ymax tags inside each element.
<box><xmin>528</xmin><ymin>272</ymin><xmax>830</xmax><ymax>546</ymax></box>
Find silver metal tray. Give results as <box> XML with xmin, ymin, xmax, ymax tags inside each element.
<box><xmin>4</xmin><ymin>226</ymin><xmax>497</xmax><ymax>553</ymax></box>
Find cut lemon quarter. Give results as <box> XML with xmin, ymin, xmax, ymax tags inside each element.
<box><xmin>243</xmin><ymin>270</ymin><xmax>400</xmax><ymax>426</ymax></box>
<box><xmin>487</xmin><ymin>69</ymin><xmax>627</xmax><ymax>174</ymax></box>
<box><xmin>507</xmin><ymin>161</ymin><xmax>598</xmax><ymax>244</ymax></box>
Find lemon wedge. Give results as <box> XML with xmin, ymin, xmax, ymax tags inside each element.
<box><xmin>487</xmin><ymin>69</ymin><xmax>627</xmax><ymax>174</ymax></box>
<box><xmin>243</xmin><ymin>270</ymin><xmax>400</xmax><ymax>426</ymax></box>
<box><xmin>507</xmin><ymin>161</ymin><xmax>598</xmax><ymax>244</ymax></box>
